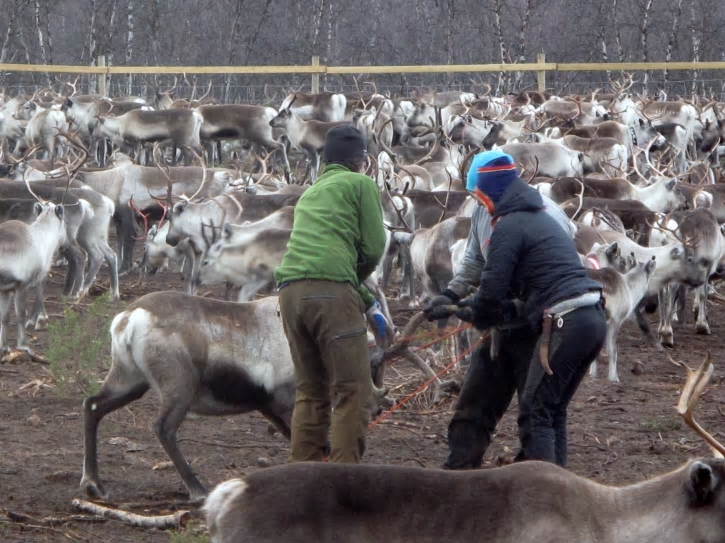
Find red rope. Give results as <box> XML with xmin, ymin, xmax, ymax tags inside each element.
<box><xmin>368</xmin><ymin>331</ymin><xmax>488</xmax><ymax>429</ymax></box>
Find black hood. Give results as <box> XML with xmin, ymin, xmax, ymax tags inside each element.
<box><xmin>494</xmin><ymin>177</ymin><xmax>544</xmax><ymax>217</ymax></box>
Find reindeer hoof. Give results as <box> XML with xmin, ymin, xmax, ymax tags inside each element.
<box><xmin>80</xmin><ymin>478</ymin><xmax>109</xmax><ymax>501</ymax></box>
<box><xmin>34</xmin><ymin>316</ymin><xmax>49</xmax><ymax>331</ymax></box>
<box><xmin>696</xmin><ymin>324</ymin><xmax>711</xmax><ymax>335</ymax></box>
<box><xmin>187</xmin><ymin>489</ymin><xmax>208</xmax><ymax>505</ymax></box>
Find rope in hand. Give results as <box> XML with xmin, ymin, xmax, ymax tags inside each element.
<box><xmin>369</xmin><ymin>330</ymin><xmax>488</xmax><ymax>429</ymax></box>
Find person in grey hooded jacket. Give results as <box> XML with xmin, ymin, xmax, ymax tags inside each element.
<box><xmin>425</xmin><ymin>150</ymin><xmax>606</xmax><ymax>469</ymax></box>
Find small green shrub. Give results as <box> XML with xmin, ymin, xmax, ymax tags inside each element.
<box><xmin>47</xmin><ymin>293</ymin><xmax>121</xmax><ymax>396</ymax></box>
<box><xmin>167</xmin><ymin>522</ymin><xmax>210</xmax><ymax>543</ymax></box>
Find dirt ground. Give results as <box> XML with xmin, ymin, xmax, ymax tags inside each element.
<box><xmin>1</xmin><ymin>254</ymin><xmax>724</xmax><ymax>542</ymax></box>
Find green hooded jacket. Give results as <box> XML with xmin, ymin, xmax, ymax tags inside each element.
<box><xmin>274</xmin><ymin>164</ymin><xmax>386</xmax><ymax>307</ymax></box>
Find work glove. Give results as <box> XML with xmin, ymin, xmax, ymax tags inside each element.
<box><xmin>423</xmin><ymin>289</ymin><xmax>460</xmax><ymax>322</ymax></box>
<box><xmin>457</xmin><ymin>296</ymin><xmax>523</xmax><ymax>330</ymax></box>
<box><xmin>366</xmin><ymin>300</ymin><xmax>394</xmax><ymax>349</ymax></box>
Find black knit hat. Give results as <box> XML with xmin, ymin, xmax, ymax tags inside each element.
<box><xmin>322</xmin><ymin>125</ymin><xmax>367</xmax><ymax>163</ymax></box>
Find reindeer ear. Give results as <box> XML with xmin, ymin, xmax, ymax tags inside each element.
<box><xmin>223</xmin><ymin>223</ymin><xmax>232</xmax><ymax>239</ymax></box>
<box><xmin>605</xmin><ymin>242</ymin><xmax>620</xmax><ymax>260</ymax></box>
<box><xmin>666</xmin><ymin>179</ymin><xmax>677</xmax><ymax>191</ymax></box>
<box><xmin>34</xmin><ymin>202</ymin><xmax>44</xmax><ymax>216</ymax></box>
<box><xmin>687</xmin><ymin>461</ymin><xmax>719</xmax><ymax>504</ymax></box>
<box><xmin>54</xmin><ymin>204</ymin><xmax>64</xmax><ymax>221</ymax></box>
<box><xmin>670</xmin><ymin>246</ymin><xmax>684</xmax><ymax>260</ymax></box>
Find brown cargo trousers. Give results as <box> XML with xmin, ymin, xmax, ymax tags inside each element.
<box><xmin>278</xmin><ymin>279</ymin><xmax>373</xmax><ymax>463</ymax></box>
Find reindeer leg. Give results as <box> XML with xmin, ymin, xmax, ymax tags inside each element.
<box><xmin>635</xmin><ymin>301</ymin><xmax>663</xmax><ymax>352</ymax></box>
<box><xmin>153</xmin><ymin>379</ymin><xmax>206</xmax><ymax>502</ymax></box>
<box><xmin>694</xmin><ymin>284</ymin><xmax>711</xmax><ymax>335</ymax></box>
<box><xmin>81</xmin><ymin>368</ymin><xmax>150</xmax><ymax>500</ymax></box>
<box><xmin>100</xmin><ymin>242</ymin><xmax>120</xmax><ymax>300</ymax></box>
<box><xmin>79</xmin><ymin>241</ymin><xmax>104</xmax><ymax>299</ymax></box>
<box><xmin>13</xmin><ymin>286</ymin><xmax>30</xmax><ymax>352</ymax></box>
<box><xmin>236</xmin><ymin>278</ymin><xmax>270</xmax><ymax>302</ymax></box>
<box><xmin>28</xmin><ymin>281</ymin><xmax>48</xmax><ymax>331</ymax></box>
<box><xmin>0</xmin><ymin>292</ymin><xmax>11</xmax><ymax>353</ymax></box>
<box><xmin>657</xmin><ymin>286</ymin><xmax>675</xmax><ymax>348</ymax></box>
<box><xmin>606</xmin><ymin>323</ymin><xmax>620</xmax><ymax>382</ymax></box>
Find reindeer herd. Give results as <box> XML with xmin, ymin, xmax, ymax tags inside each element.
<box><xmin>2</xmin><ymin>74</ymin><xmax>725</xmax><ymax>539</ymax></box>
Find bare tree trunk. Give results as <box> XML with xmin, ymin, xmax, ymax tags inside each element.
<box><xmin>13</xmin><ymin>2</ymin><xmax>35</xmax><ymax>89</ymax></box>
<box><xmin>514</xmin><ymin>0</ymin><xmax>535</xmax><ymax>88</ymax></box>
<box><xmin>444</xmin><ymin>0</ymin><xmax>455</xmax><ymax>84</ymax></box>
<box><xmin>663</xmin><ymin>0</ymin><xmax>683</xmax><ymax>94</ymax></box>
<box><xmin>612</xmin><ymin>0</ymin><xmax>624</xmax><ymax>62</ymax></box>
<box><xmin>690</xmin><ymin>2</ymin><xmax>701</xmax><ymax>97</ymax></box>
<box><xmin>493</xmin><ymin>0</ymin><xmax>506</xmax><ymax>95</ymax></box>
<box><xmin>126</xmin><ymin>0</ymin><xmax>135</xmax><ymax>95</ymax></box>
<box><xmin>323</xmin><ymin>0</ymin><xmax>334</xmax><ymax>88</ymax></box>
<box><xmin>312</xmin><ymin>0</ymin><xmax>325</xmax><ymax>53</ymax></box>
<box><xmin>0</xmin><ymin>3</ymin><xmax>18</xmax><ymax>88</ymax></box>
<box><xmin>86</xmin><ymin>0</ymin><xmax>97</xmax><ymax>92</ymax></box>
<box><xmin>34</xmin><ymin>0</ymin><xmax>51</xmax><ymax>85</ymax></box>
<box><xmin>0</xmin><ymin>5</ymin><xmax>17</xmax><ymax>64</ymax></box>
<box><xmin>224</xmin><ymin>0</ymin><xmax>246</xmax><ymax>103</ymax></box>
<box><xmin>639</xmin><ymin>0</ymin><xmax>653</xmax><ymax>96</ymax></box>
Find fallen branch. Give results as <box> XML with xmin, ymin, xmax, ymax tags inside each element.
<box><xmin>3</xmin><ymin>509</ymin><xmax>106</xmax><ymax>526</ymax></box>
<box><xmin>71</xmin><ymin>499</ymin><xmax>190</xmax><ymax>530</ymax></box>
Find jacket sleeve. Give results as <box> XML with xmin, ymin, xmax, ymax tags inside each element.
<box><xmin>447</xmin><ymin>206</ymin><xmax>495</xmax><ymax>298</ymax></box>
<box><xmin>357</xmin><ymin>178</ymin><xmax>387</xmax><ymax>282</ymax></box>
<box><xmin>475</xmin><ymin>217</ymin><xmax>524</xmax><ymax>303</ymax></box>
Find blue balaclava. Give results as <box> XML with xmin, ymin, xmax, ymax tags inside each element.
<box><xmin>465</xmin><ymin>150</ymin><xmax>518</xmax><ymax>212</ymax></box>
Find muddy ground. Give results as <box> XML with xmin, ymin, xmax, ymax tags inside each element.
<box><xmin>1</xmin><ymin>256</ymin><xmax>724</xmax><ymax>542</ymax></box>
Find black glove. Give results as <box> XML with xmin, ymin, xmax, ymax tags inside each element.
<box><xmin>423</xmin><ymin>289</ymin><xmax>460</xmax><ymax>322</ymax></box>
<box><xmin>458</xmin><ymin>295</ymin><xmax>512</xmax><ymax>330</ymax></box>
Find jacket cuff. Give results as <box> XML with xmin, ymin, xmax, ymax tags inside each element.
<box><xmin>441</xmin><ymin>289</ymin><xmax>461</xmax><ymax>304</ymax></box>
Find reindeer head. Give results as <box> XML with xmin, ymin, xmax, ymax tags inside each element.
<box><xmin>269</xmin><ymin>108</ymin><xmax>294</xmax><ymax>128</ymax></box>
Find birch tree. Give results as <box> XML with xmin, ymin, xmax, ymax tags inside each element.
<box><xmin>690</xmin><ymin>2</ymin><xmax>701</xmax><ymax>96</ymax></box>
<box><xmin>126</xmin><ymin>0</ymin><xmax>135</xmax><ymax>94</ymax></box>
<box><xmin>663</xmin><ymin>0</ymin><xmax>683</xmax><ymax>93</ymax></box>
<box><xmin>638</xmin><ymin>0</ymin><xmax>654</xmax><ymax>95</ymax></box>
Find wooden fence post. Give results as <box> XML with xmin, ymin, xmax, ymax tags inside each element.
<box><xmin>537</xmin><ymin>53</ymin><xmax>546</xmax><ymax>93</ymax></box>
<box><xmin>97</xmin><ymin>55</ymin><xmax>109</xmax><ymax>97</ymax></box>
<box><xmin>311</xmin><ymin>55</ymin><xmax>320</xmax><ymax>93</ymax></box>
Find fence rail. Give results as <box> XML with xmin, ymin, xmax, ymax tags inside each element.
<box><xmin>3</xmin><ymin>56</ymin><xmax>725</xmax><ymax>102</ymax></box>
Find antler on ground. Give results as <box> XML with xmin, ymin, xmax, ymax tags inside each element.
<box><xmin>673</xmin><ymin>351</ymin><xmax>725</xmax><ymax>458</ymax></box>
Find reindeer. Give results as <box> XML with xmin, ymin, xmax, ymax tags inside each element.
<box><xmin>196</xmin><ymin>104</ymin><xmax>290</xmax><ymax>170</ymax></box>
<box><xmin>499</xmin><ymin>142</ymin><xmax>585</xmax><ymax>178</ymax></box>
<box><xmin>204</xmin><ymin>352</ymin><xmax>725</xmax><ymax>543</ymax></box>
<box><xmin>79</xmin><ymin>292</ymin><xmax>390</xmax><ymax>502</ymax></box>
<box><xmin>587</xmin><ymin>248</ymin><xmax>656</xmax><ymax>381</ymax></box>
<box><xmin>649</xmin><ymin>209</ymin><xmax>725</xmax><ymax>342</ymax></box>
<box><xmin>279</xmin><ymin>90</ymin><xmax>347</xmax><ymax>122</ymax></box>
<box><xmin>541</xmin><ymin>175</ymin><xmax>685</xmax><ymax>214</ymax></box>
<box><xmin>142</xmin><ymin>221</ymin><xmax>193</xmax><ymax>276</ymax></box>
<box><xmin>0</xmin><ymin>198</ymin><xmax>67</xmax><ymax>353</ymax></box>
<box><xmin>94</xmin><ymin>109</ymin><xmax>204</xmax><ymax>165</ymax></box>
<box><xmin>198</xmin><ymin>227</ymin><xmax>292</xmax><ymax>301</ymax></box>
<box><xmin>268</xmin><ymin>102</ymin><xmax>351</xmax><ymax>182</ymax></box>
<box><xmin>18</xmin><ymin>102</ymin><xmax>70</xmax><ymax>161</ymax></box>
<box><xmin>166</xmin><ymin>193</ymin><xmax>300</xmax><ymax>293</ymax></box>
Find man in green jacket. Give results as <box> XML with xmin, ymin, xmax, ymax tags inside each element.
<box><xmin>275</xmin><ymin>125</ymin><xmax>389</xmax><ymax>464</ymax></box>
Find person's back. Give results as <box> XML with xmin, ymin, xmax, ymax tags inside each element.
<box><xmin>274</xmin><ymin>164</ymin><xmax>384</xmax><ymax>290</ymax></box>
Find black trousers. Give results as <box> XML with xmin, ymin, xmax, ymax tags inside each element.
<box><xmin>444</xmin><ymin>303</ymin><xmax>607</xmax><ymax>469</ymax></box>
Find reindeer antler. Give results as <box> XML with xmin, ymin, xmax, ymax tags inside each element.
<box><xmin>672</xmin><ymin>352</ymin><xmax>725</xmax><ymax>458</ymax></box>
